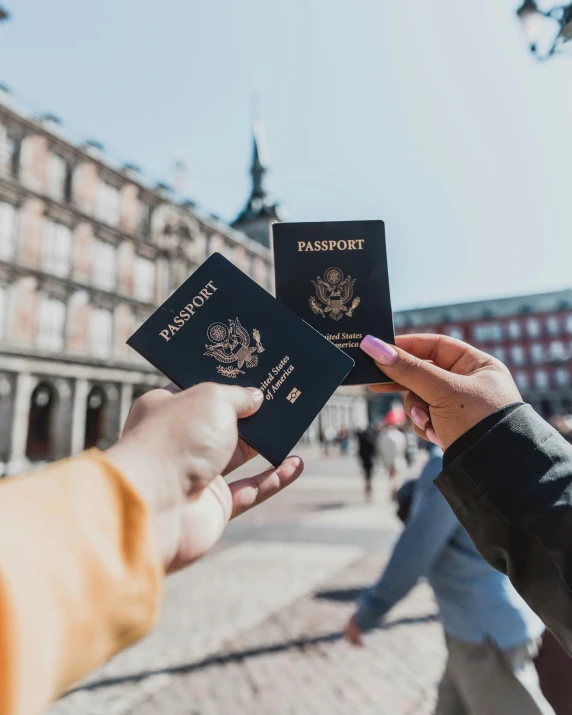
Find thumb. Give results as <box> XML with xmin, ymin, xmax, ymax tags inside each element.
<box><xmin>216</xmin><ymin>385</ymin><xmax>265</xmax><ymax>418</ymax></box>
<box><xmin>360</xmin><ymin>335</ymin><xmax>455</xmax><ymax>404</ymax></box>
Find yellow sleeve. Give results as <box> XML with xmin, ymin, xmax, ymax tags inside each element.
<box><xmin>0</xmin><ymin>449</ymin><xmax>164</xmax><ymax>715</ymax></box>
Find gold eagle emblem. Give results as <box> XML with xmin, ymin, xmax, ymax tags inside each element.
<box><xmin>204</xmin><ymin>318</ymin><xmax>264</xmax><ymax>378</ymax></box>
<box><xmin>309</xmin><ymin>267</ymin><xmax>360</xmax><ymax>321</ymax></box>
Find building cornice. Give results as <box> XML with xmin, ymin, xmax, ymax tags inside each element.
<box><xmin>0</xmin><ymin>100</ymin><xmax>272</xmax><ymax>262</ymax></box>
<box><xmin>0</xmin><ymin>259</ymin><xmax>158</xmax><ymax>311</ymax></box>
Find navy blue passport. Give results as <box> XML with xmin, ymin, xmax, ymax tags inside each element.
<box><xmin>272</xmin><ymin>220</ymin><xmax>395</xmax><ymax>385</ymax></box>
<box><xmin>127</xmin><ymin>253</ymin><xmax>354</xmax><ymax>467</ymax></box>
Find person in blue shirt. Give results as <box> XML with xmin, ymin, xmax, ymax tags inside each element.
<box><xmin>345</xmin><ymin>445</ymin><xmax>554</xmax><ymax>715</ymax></box>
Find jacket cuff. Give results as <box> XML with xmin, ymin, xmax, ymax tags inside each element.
<box><xmin>435</xmin><ymin>403</ymin><xmax>559</xmax><ymax>514</ymax></box>
<box><xmin>354</xmin><ymin>592</ymin><xmax>392</xmax><ymax>632</ymax></box>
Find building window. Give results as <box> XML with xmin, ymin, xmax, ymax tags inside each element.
<box><xmin>473</xmin><ymin>323</ymin><xmax>502</xmax><ymax>343</ymax></box>
<box><xmin>89</xmin><ymin>308</ymin><xmax>113</xmax><ymax>358</ymax></box>
<box><xmin>0</xmin><ymin>125</ymin><xmax>21</xmax><ymax>178</ymax></box>
<box><xmin>42</xmin><ymin>219</ymin><xmax>72</xmax><ymax>277</ymax></box>
<box><xmin>134</xmin><ymin>256</ymin><xmax>155</xmax><ymax>303</ymax></box>
<box><xmin>490</xmin><ymin>323</ymin><xmax>502</xmax><ymax>341</ymax></box>
<box><xmin>96</xmin><ymin>180</ymin><xmax>120</xmax><ymax>226</ymax></box>
<box><xmin>535</xmin><ymin>369</ymin><xmax>549</xmax><ymax>390</ymax></box>
<box><xmin>47</xmin><ymin>153</ymin><xmax>72</xmax><ymax>202</ymax></box>
<box><xmin>0</xmin><ymin>201</ymin><xmax>16</xmax><ymax>260</ymax></box>
<box><xmin>549</xmin><ymin>340</ymin><xmax>567</xmax><ymax>362</ymax></box>
<box><xmin>565</xmin><ymin>315</ymin><xmax>572</xmax><ymax>335</ymax></box>
<box><xmin>555</xmin><ymin>367</ymin><xmax>570</xmax><ymax>387</ymax></box>
<box><xmin>37</xmin><ymin>297</ymin><xmax>65</xmax><ymax>351</ymax></box>
<box><xmin>446</xmin><ymin>326</ymin><xmax>464</xmax><ymax>340</ymax></box>
<box><xmin>530</xmin><ymin>343</ymin><xmax>544</xmax><ymax>364</ymax></box>
<box><xmin>546</xmin><ymin>316</ymin><xmax>561</xmax><ymax>336</ymax></box>
<box><xmin>507</xmin><ymin>321</ymin><xmax>521</xmax><ymax>340</ymax></box>
<box><xmin>492</xmin><ymin>347</ymin><xmax>506</xmax><ymax>363</ymax></box>
<box><xmin>515</xmin><ymin>371</ymin><xmax>529</xmax><ymax>390</ymax></box>
<box><xmin>527</xmin><ymin>318</ymin><xmax>541</xmax><ymax>338</ymax></box>
<box><xmin>92</xmin><ymin>239</ymin><xmax>116</xmax><ymax>291</ymax></box>
<box><xmin>511</xmin><ymin>346</ymin><xmax>525</xmax><ymax>365</ymax></box>
<box><xmin>0</xmin><ymin>284</ymin><xmax>5</xmax><ymax>339</ymax></box>
<box><xmin>138</xmin><ymin>200</ymin><xmax>153</xmax><ymax>238</ymax></box>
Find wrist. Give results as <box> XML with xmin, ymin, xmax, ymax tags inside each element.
<box><xmin>104</xmin><ymin>438</ymin><xmax>184</xmax><ymax>571</ymax></box>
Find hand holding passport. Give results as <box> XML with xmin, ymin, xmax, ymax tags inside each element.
<box><xmin>128</xmin><ymin>220</ymin><xmax>395</xmax><ymax>467</ymax></box>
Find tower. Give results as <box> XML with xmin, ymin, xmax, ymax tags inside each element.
<box><xmin>232</xmin><ymin>114</ymin><xmax>284</xmax><ymax>248</ymax></box>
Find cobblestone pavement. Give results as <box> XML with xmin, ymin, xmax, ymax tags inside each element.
<box><xmin>49</xmin><ymin>446</ymin><xmax>444</xmax><ymax>715</ymax></box>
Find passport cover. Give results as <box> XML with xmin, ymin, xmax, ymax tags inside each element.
<box><xmin>272</xmin><ymin>220</ymin><xmax>395</xmax><ymax>385</ymax></box>
<box><xmin>127</xmin><ymin>253</ymin><xmax>354</xmax><ymax>467</ymax></box>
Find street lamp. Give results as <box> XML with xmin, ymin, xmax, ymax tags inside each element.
<box><xmin>516</xmin><ymin>0</ymin><xmax>572</xmax><ymax>59</ymax></box>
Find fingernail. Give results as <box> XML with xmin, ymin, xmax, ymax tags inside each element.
<box><xmin>411</xmin><ymin>406</ymin><xmax>430</xmax><ymax>429</ymax></box>
<box><xmin>426</xmin><ymin>428</ymin><xmax>444</xmax><ymax>449</ymax></box>
<box><xmin>246</xmin><ymin>387</ymin><xmax>264</xmax><ymax>400</ymax></box>
<box><xmin>360</xmin><ymin>335</ymin><xmax>397</xmax><ymax>366</ymax></box>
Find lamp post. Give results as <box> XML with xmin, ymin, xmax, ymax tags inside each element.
<box><xmin>516</xmin><ymin>1</ymin><xmax>572</xmax><ymax>59</ymax></box>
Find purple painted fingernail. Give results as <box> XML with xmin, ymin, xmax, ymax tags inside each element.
<box><xmin>360</xmin><ymin>335</ymin><xmax>397</xmax><ymax>366</ymax></box>
<box><xmin>426</xmin><ymin>428</ymin><xmax>444</xmax><ymax>449</ymax></box>
<box><xmin>411</xmin><ymin>406</ymin><xmax>430</xmax><ymax>429</ymax></box>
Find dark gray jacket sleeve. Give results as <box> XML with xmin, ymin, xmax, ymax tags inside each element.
<box><xmin>435</xmin><ymin>403</ymin><xmax>572</xmax><ymax>653</ymax></box>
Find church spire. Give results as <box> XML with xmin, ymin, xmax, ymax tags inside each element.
<box><xmin>232</xmin><ymin>110</ymin><xmax>284</xmax><ymax>248</ymax></box>
<box><xmin>250</xmin><ymin>115</ymin><xmax>269</xmax><ymax>201</ymax></box>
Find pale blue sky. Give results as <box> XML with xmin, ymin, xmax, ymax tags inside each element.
<box><xmin>1</xmin><ymin>1</ymin><xmax>571</xmax><ymax>310</ymax></box>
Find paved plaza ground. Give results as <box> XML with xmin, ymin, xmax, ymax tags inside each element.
<box><xmin>48</xmin><ymin>446</ymin><xmax>445</xmax><ymax>715</ymax></box>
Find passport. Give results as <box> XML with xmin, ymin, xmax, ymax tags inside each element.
<box><xmin>272</xmin><ymin>220</ymin><xmax>395</xmax><ymax>385</ymax></box>
<box><xmin>127</xmin><ymin>253</ymin><xmax>354</xmax><ymax>467</ymax></box>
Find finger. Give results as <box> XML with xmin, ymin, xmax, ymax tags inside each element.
<box><xmin>367</xmin><ymin>360</ymin><xmax>435</xmax><ymax>394</ymax></box>
<box><xmin>213</xmin><ymin>385</ymin><xmax>265</xmax><ymax>418</ymax></box>
<box><xmin>368</xmin><ymin>383</ymin><xmax>408</xmax><ymax>393</ymax></box>
<box><xmin>360</xmin><ymin>335</ymin><xmax>485</xmax><ymax>405</ymax></box>
<box><xmin>222</xmin><ymin>438</ymin><xmax>257</xmax><ymax>476</ymax></box>
<box><xmin>402</xmin><ymin>391</ymin><xmax>444</xmax><ymax>448</ymax></box>
<box><xmin>394</xmin><ymin>334</ymin><xmax>491</xmax><ymax>374</ymax></box>
<box><xmin>403</xmin><ymin>392</ymin><xmax>431</xmax><ymax>431</ymax></box>
<box><xmin>228</xmin><ymin>456</ymin><xmax>304</xmax><ymax>519</ymax></box>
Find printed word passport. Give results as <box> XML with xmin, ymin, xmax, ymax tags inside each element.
<box><xmin>127</xmin><ymin>253</ymin><xmax>354</xmax><ymax>466</ymax></box>
<box><xmin>272</xmin><ymin>219</ymin><xmax>395</xmax><ymax>385</ymax></box>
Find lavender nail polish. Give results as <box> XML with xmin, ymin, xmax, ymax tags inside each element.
<box><xmin>411</xmin><ymin>406</ymin><xmax>430</xmax><ymax>429</ymax></box>
<box><xmin>360</xmin><ymin>335</ymin><xmax>397</xmax><ymax>366</ymax></box>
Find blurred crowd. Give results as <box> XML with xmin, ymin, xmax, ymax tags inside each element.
<box><xmin>319</xmin><ymin>405</ymin><xmax>419</xmax><ymax>502</ymax></box>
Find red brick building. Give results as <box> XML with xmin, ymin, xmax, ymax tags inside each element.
<box><xmin>394</xmin><ymin>290</ymin><xmax>572</xmax><ymax>418</ymax></box>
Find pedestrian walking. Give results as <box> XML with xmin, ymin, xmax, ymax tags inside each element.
<box><xmin>345</xmin><ymin>443</ymin><xmax>554</xmax><ymax>715</ymax></box>
<box><xmin>356</xmin><ymin>423</ymin><xmax>378</xmax><ymax>501</ymax></box>
<box><xmin>378</xmin><ymin>410</ymin><xmax>407</xmax><ymax>500</ymax></box>
<box><xmin>323</xmin><ymin>425</ymin><xmax>337</xmax><ymax>457</ymax></box>
<box><xmin>338</xmin><ymin>426</ymin><xmax>351</xmax><ymax>455</ymax></box>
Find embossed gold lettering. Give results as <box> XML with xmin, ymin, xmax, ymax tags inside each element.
<box><xmin>159</xmin><ymin>281</ymin><xmax>218</xmax><ymax>341</ymax></box>
<box><xmin>297</xmin><ymin>240</ymin><xmax>365</xmax><ymax>252</ymax></box>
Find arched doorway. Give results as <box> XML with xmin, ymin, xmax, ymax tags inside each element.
<box><xmin>84</xmin><ymin>386</ymin><xmax>106</xmax><ymax>449</ymax></box>
<box><xmin>26</xmin><ymin>382</ymin><xmax>55</xmax><ymax>461</ymax></box>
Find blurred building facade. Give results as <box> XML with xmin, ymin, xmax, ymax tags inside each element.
<box><xmin>394</xmin><ymin>289</ymin><xmax>572</xmax><ymax>418</ymax></box>
<box><xmin>0</xmin><ymin>90</ymin><xmax>365</xmax><ymax>475</ymax></box>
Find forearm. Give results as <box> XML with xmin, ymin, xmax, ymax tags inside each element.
<box><xmin>0</xmin><ymin>450</ymin><xmax>163</xmax><ymax>714</ymax></box>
